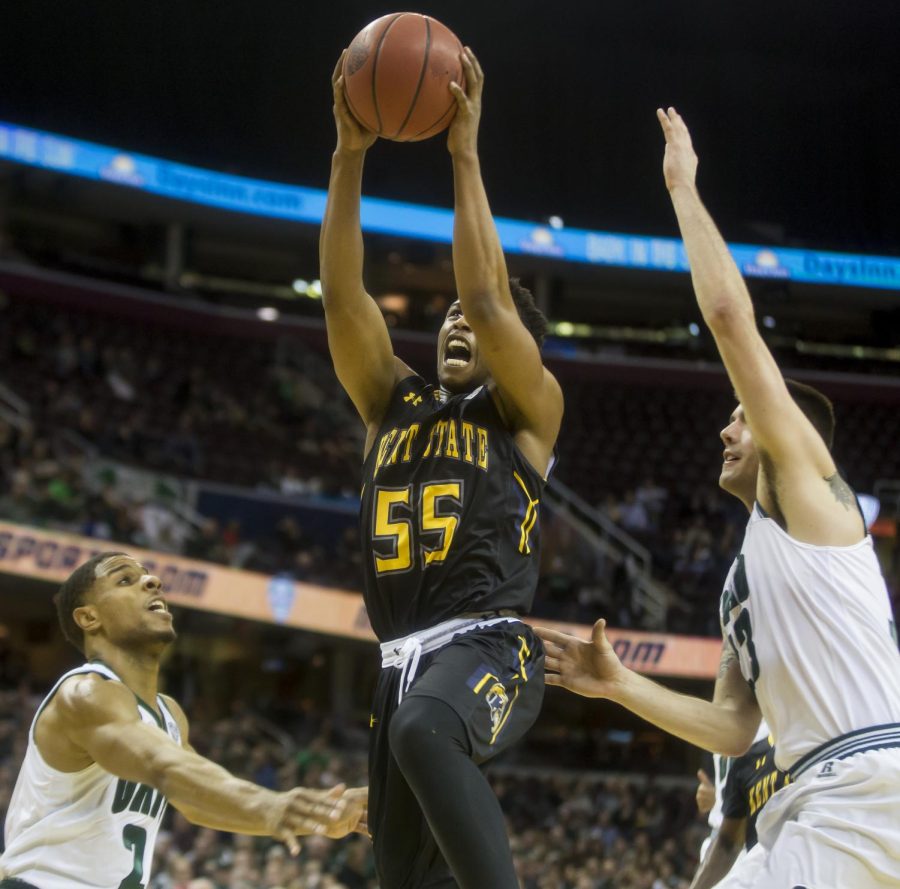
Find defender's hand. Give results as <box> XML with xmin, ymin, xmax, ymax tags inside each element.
<box><xmin>696</xmin><ymin>768</ymin><xmax>716</xmax><ymax>815</ymax></box>
<box><xmin>657</xmin><ymin>106</ymin><xmax>698</xmax><ymax>193</ymax></box>
<box><xmin>321</xmin><ymin>785</ymin><xmax>368</xmax><ymax>839</ymax></box>
<box><xmin>332</xmin><ymin>52</ymin><xmax>377</xmax><ymax>154</ymax></box>
<box><xmin>335</xmin><ymin>786</ymin><xmax>370</xmax><ymax>839</ymax></box>
<box><xmin>535</xmin><ymin>619</ymin><xmax>628</xmax><ymax>700</ymax></box>
<box><xmin>447</xmin><ymin>47</ymin><xmax>483</xmax><ymax>156</ymax></box>
<box><xmin>269</xmin><ymin>784</ymin><xmax>348</xmax><ymax>854</ymax></box>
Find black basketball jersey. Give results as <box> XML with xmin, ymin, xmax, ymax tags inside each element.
<box><xmin>359</xmin><ymin>375</ymin><xmax>551</xmax><ymax>642</ymax></box>
<box><xmin>721</xmin><ymin>734</ymin><xmax>789</xmax><ymax>850</ymax></box>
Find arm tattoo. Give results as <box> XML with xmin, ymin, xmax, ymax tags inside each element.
<box><xmin>824</xmin><ymin>473</ymin><xmax>856</xmax><ymax>511</ymax></box>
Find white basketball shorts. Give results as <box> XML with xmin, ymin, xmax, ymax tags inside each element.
<box><xmin>712</xmin><ymin>745</ymin><xmax>900</xmax><ymax>889</ymax></box>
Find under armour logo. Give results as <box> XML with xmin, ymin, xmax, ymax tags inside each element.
<box><xmin>403</xmin><ymin>392</ymin><xmax>423</xmax><ymax>406</ymax></box>
<box><xmin>818</xmin><ymin>761</ymin><xmax>835</xmax><ymax>777</ymax></box>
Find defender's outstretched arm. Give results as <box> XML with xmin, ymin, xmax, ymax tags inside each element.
<box><xmin>53</xmin><ymin>676</ymin><xmax>361</xmax><ymax>849</ymax></box>
<box><xmin>656</xmin><ymin>108</ymin><xmax>814</xmax><ymax>462</ymax></box>
<box><xmin>536</xmin><ymin>621</ymin><xmax>761</xmax><ymax>757</ymax></box>
<box><xmin>657</xmin><ymin>108</ymin><xmax>860</xmax><ymax>543</ymax></box>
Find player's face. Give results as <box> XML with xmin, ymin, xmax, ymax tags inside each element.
<box><xmin>719</xmin><ymin>404</ymin><xmax>760</xmax><ymax>504</ymax></box>
<box><xmin>436</xmin><ymin>302</ymin><xmax>490</xmax><ymax>393</ymax></box>
<box><xmin>80</xmin><ymin>555</ymin><xmax>176</xmax><ymax>649</ymax></box>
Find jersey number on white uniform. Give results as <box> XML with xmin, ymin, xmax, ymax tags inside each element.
<box><xmin>119</xmin><ymin>824</ymin><xmax>147</xmax><ymax>889</ymax></box>
<box><xmin>721</xmin><ymin>554</ymin><xmax>761</xmax><ymax>690</ymax></box>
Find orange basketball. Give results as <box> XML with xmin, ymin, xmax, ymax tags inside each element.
<box><xmin>342</xmin><ymin>13</ymin><xmax>465</xmax><ymax>142</ymax></box>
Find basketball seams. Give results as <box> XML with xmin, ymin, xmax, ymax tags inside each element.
<box><xmin>408</xmin><ymin>49</ymin><xmax>461</xmax><ymax>143</ymax></box>
<box><xmin>371</xmin><ymin>12</ymin><xmax>405</xmax><ymax>135</ymax></box>
<box><xmin>393</xmin><ymin>16</ymin><xmax>432</xmax><ymax>141</ymax></box>
<box><xmin>409</xmin><ymin>100</ymin><xmax>457</xmax><ymax>142</ymax></box>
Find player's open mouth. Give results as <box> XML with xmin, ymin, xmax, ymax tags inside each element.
<box><xmin>147</xmin><ymin>598</ymin><xmax>168</xmax><ymax>613</ymax></box>
<box><xmin>444</xmin><ymin>337</ymin><xmax>472</xmax><ymax>368</ymax></box>
<box><xmin>723</xmin><ymin>451</ymin><xmax>739</xmax><ymax>465</ymax></box>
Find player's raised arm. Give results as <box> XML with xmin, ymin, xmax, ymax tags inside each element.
<box><xmin>53</xmin><ymin>676</ymin><xmax>361</xmax><ymax>850</ymax></box>
<box><xmin>535</xmin><ymin>621</ymin><xmax>761</xmax><ymax>757</ymax></box>
<box><xmin>447</xmin><ymin>49</ymin><xmax>562</xmax><ymax>448</ymax></box>
<box><xmin>656</xmin><ymin>108</ymin><xmax>862</xmax><ymax>543</ymax></box>
<box><xmin>320</xmin><ymin>53</ymin><xmax>410</xmax><ymax>433</ymax></box>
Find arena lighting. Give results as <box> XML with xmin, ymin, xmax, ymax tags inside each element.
<box><xmin>3</xmin><ymin>121</ymin><xmax>900</xmax><ymax>291</ymax></box>
<box><xmin>291</xmin><ymin>278</ymin><xmax>322</xmax><ymax>299</ymax></box>
<box><xmin>688</xmin><ymin>322</ymin><xmax>701</xmax><ymax>336</ymax></box>
<box><xmin>256</xmin><ymin>306</ymin><xmax>279</xmax><ymax>321</ymax></box>
<box><xmin>551</xmin><ymin>320</ymin><xmax>675</xmax><ymax>340</ymax></box>
<box><xmin>763</xmin><ymin>315</ymin><xmax>776</xmax><ymax>328</ymax></box>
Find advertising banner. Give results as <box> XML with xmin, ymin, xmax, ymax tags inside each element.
<box><xmin>0</xmin><ymin>522</ymin><xmax>722</xmax><ymax>678</ymax></box>
<box><xmin>2</xmin><ymin>122</ymin><xmax>899</xmax><ymax>291</ymax></box>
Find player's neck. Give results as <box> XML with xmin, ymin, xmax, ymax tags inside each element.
<box><xmin>87</xmin><ymin>645</ymin><xmax>163</xmax><ymax>708</ymax></box>
<box><xmin>722</xmin><ymin>478</ymin><xmax>756</xmax><ymax>513</ymax></box>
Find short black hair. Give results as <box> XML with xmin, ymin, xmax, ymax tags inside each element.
<box><xmin>509</xmin><ymin>278</ymin><xmax>548</xmax><ymax>349</ymax></box>
<box><xmin>785</xmin><ymin>379</ymin><xmax>835</xmax><ymax>449</ymax></box>
<box><xmin>55</xmin><ymin>551</ymin><xmax>126</xmax><ymax>654</ymax></box>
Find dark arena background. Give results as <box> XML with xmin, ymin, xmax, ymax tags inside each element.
<box><xmin>0</xmin><ymin>2</ymin><xmax>898</xmax><ymax>887</ymax></box>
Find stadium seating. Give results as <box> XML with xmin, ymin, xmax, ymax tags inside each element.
<box><xmin>1</xmin><ymin>291</ymin><xmax>897</xmax><ymax>635</ymax></box>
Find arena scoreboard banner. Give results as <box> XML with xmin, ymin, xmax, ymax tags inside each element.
<box><xmin>2</xmin><ymin>121</ymin><xmax>900</xmax><ymax>291</ymax></box>
<box><xmin>0</xmin><ymin>521</ymin><xmax>722</xmax><ymax>679</ymax></box>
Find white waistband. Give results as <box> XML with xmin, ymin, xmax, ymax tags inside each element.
<box><xmin>788</xmin><ymin>722</ymin><xmax>900</xmax><ymax>781</ymax></box>
<box><xmin>380</xmin><ymin>614</ymin><xmax>521</xmax><ymax>704</ymax></box>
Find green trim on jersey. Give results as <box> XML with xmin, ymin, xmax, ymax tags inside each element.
<box><xmin>134</xmin><ymin>698</ymin><xmax>164</xmax><ymax>729</ymax></box>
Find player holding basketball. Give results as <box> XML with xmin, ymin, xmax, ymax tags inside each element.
<box><xmin>538</xmin><ymin>109</ymin><xmax>900</xmax><ymax>888</ymax></box>
<box><xmin>0</xmin><ymin>552</ymin><xmax>364</xmax><ymax>889</ymax></box>
<box><xmin>321</xmin><ymin>48</ymin><xmax>563</xmax><ymax>889</ymax></box>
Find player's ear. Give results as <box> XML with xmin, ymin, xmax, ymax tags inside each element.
<box><xmin>74</xmin><ymin>604</ymin><xmax>101</xmax><ymax>638</ymax></box>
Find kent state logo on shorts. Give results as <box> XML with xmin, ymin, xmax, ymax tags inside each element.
<box><xmin>467</xmin><ymin>664</ymin><xmax>512</xmax><ymax>736</ymax></box>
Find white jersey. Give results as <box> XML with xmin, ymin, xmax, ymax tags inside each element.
<box><xmin>721</xmin><ymin>504</ymin><xmax>900</xmax><ymax>773</ymax></box>
<box><xmin>1</xmin><ymin>662</ymin><xmax>182</xmax><ymax>889</ymax></box>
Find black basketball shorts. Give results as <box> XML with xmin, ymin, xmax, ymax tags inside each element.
<box><xmin>368</xmin><ymin>620</ymin><xmax>545</xmax><ymax>888</ymax></box>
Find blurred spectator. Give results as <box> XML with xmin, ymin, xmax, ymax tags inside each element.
<box><xmin>184</xmin><ymin>519</ymin><xmax>230</xmax><ymax>564</ymax></box>
<box><xmin>619</xmin><ymin>490</ymin><xmax>651</xmax><ymax>535</ymax></box>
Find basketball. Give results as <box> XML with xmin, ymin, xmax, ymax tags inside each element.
<box><xmin>342</xmin><ymin>13</ymin><xmax>465</xmax><ymax>142</ymax></box>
